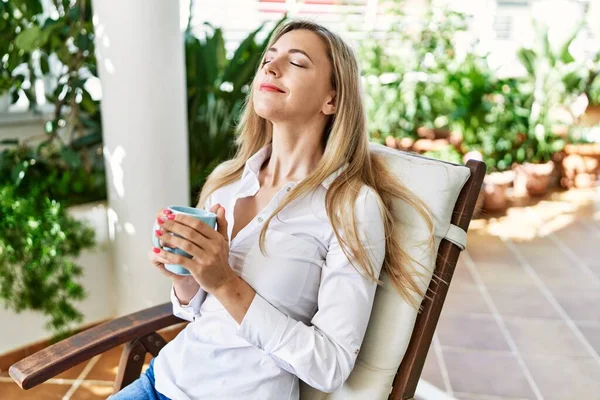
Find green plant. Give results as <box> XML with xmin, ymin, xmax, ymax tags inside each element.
<box><xmin>423</xmin><ymin>144</ymin><xmax>463</xmax><ymax>164</ymax></box>
<box><xmin>185</xmin><ymin>15</ymin><xmax>286</xmax><ymax>204</ymax></box>
<box><xmin>0</xmin><ymin>0</ymin><xmax>42</xmax><ymax>100</ymax></box>
<box><xmin>583</xmin><ymin>52</ymin><xmax>600</xmax><ymax>106</ymax></box>
<box><xmin>479</xmin><ymin>78</ymin><xmax>533</xmax><ymax>171</ymax></box>
<box><xmin>358</xmin><ymin>3</ymin><xmax>470</xmax><ymax>141</ymax></box>
<box><xmin>0</xmin><ymin>145</ymin><xmax>96</xmax><ymax>341</ymax></box>
<box><xmin>0</xmin><ymin>0</ymin><xmax>104</xmax><ymax>341</ymax></box>
<box><xmin>515</xmin><ymin>20</ymin><xmax>588</xmax><ymax>163</ymax></box>
<box><xmin>11</xmin><ymin>0</ymin><xmax>104</xmax><ymax>192</ymax></box>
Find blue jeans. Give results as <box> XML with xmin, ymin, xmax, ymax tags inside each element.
<box><xmin>108</xmin><ymin>358</ymin><xmax>171</xmax><ymax>400</ymax></box>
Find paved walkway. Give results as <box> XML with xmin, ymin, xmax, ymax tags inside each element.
<box><xmin>419</xmin><ymin>188</ymin><xmax>600</xmax><ymax>400</ymax></box>
<box><xmin>1</xmin><ymin>188</ymin><xmax>598</xmax><ymax>399</ymax></box>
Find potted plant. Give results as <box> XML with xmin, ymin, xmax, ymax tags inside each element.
<box><xmin>559</xmin><ymin>126</ymin><xmax>600</xmax><ymax>188</ymax></box>
<box><xmin>0</xmin><ymin>0</ymin><xmax>109</xmax><ymax>346</ymax></box>
<box><xmin>511</xmin><ymin>20</ymin><xmax>587</xmax><ymax>197</ymax></box>
<box><xmin>360</xmin><ymin>5</ymin><xmax>467</xmax><ymax>150</ymax></box>
<box><xmin>579</xmin><ymin>51</ymin><xmax>600</xmax><ymax>125</ymax></box>
<box><xmin>483</xmin><ymin>170</ymin><xmax>515</xmax><ymax>213</ymax></box>
<box><xmin>0</xmin><ymin>143</ymin><xmax>99</xmax><ymax>342</ymax></box>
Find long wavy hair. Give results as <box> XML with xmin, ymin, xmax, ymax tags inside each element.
<box><xmin>197</xmin><ymin>20</ymin><xmax>434</xmax><ymax>308</ymax></box>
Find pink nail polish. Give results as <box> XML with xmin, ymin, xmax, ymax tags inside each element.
<box><xmin>167</xmin><ymin>214</ymin><xmax>175</xmax><ymax>220</ymax></box>
<box><xmin>157</xmin><ymin>217</ymin><xmax>164</xmax><ymax>225</ymax></box>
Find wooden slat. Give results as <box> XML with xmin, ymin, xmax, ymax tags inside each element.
<box><xmin>389</xmin><ymin>159</ymin><xmax>486</xmax><ymax>399</ymax></box>
<box><xmin>9</xmin><ymin>302</ymin><xmax>183</xmax><ymax>390</ymax></box>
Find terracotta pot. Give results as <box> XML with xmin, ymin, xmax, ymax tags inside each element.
<box><xmin>416</xmin><ymin>126</ymin><xmax>451</xmax><ymax>140</ymax></box>
<box><xmin>513</xmin><ymin>161</ymin><xmax>555</xmax><ymax>197</ymax></box>
<box><xmin>579</xmin><ymin>104</ymin><xmax>600</xmax><ymax>126</ymax></box>
<box><xmin>385</xmin><ymin>135</ymin><xmax>398</xmax><ymax>149</ymax></box>
<box><xmin>574</xmin><ymin>173</ymin><xmax>598</xmax><ymax>188</ymax></box>
<box><xmin>482</xmin><ymin>171</ymin><xmax>514</xmax><ymax>213</ymax></box>
<box><xmin>448</xmin><ymin>131</ymin><xmax>463</xmax><ymax>148</ymax></box>
<box><xmin>561</xmin><ymin>144</ymin><xmax>600</xmax><ymax>188</ymax></box>
<box><xmin>396</xmin><ymin>137</ymin><xmax>415</xmax><ymax>151</ymax></box>
<box><xmin>412</xmin><ymin>138</ymin><xmax>450</xmax><ymax>153</ymax></box>
<box><xmin>551</xmin><ymin>124</ymin><xmax>570</xmax><ymax>138</ymax></box>
<box><xmin>565</xmin><ymin>143</ymin><xmax>600</xmax><ymax>157</ymax></box>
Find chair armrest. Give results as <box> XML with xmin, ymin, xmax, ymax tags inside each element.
<box><xmin>9</xmin><ymin>302</ymin><xmax>184</xmax><ymax>390</ymax></box>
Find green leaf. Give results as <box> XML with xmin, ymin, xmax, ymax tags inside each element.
<box><xmin>59</xmin><ymin>148</ymin><xmax>82</xmax><ymax>168</ymax></box>
<box><xmin>558</xmin><ymin>22</ymin><xmax>582</xmax><ymax>64</ymax></box>
<box><xmin>517</xmin><ymin>48</ymin><xmax>536</xmax><ymax>76</ymax></box>
<box><xmin>70</xmin><ymin>133</ymin><xmax>102</xmax><ymax>150</ymax></box>
<box><xmin>79</xmin><ymin>90</ymin><xmax>97</xmax><ymax>114</ymax></box>
<box><xmin>68</xmin><ymin>5</ymin><xmax>81</xmax><ymax>21</ymax></box>
<box><xmin>75</xmin><ymin>32</ymin><xmax>91</xmax><ymax>52</ymax></box>
<box><xmin>222</xmin><ymin>23</ymin><xmax>264</xmax><ymax>84</ymax></box>
<box><xmin>80</xmin><ymin>115</ymin><xmax>100</xmax><ymax>131</ymax></box>
<box><xmin>541</xmin><ymin>26</ymin><xmax>554</xmax><ymax>66</ymax></box>
<box><xmin>40</xmin><ymin>54</ymin><xmax>50</xmax><ymax>75</ymax></box>
<box><xmin>15</xmin><ymin>26</ymin><xmax>44</xmax><ymax>51</ymax></box>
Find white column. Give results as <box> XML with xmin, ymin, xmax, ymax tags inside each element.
<box><xmin>92</xmin><ymin>0</ymin><xmax>189</xmax><ymax>316</ymax></box>
<box><xmin>589</xmin><ymin>0</ymin><xmax>600</xmax><ymax>40</ymax></box>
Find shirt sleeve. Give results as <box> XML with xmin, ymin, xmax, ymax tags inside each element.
<box><xmin>236</xmin><ymin>187</ymin><xmax>386</xmax><ymax>393</ymax></box>
<box><xmin>170</xmin><ymin>194</ymin><xmax>214</xmax><ymax>322</ymax></box>
<box><xmin>170</xmin><ymin>283</ymin><xmax>207</xmax><ymax>322</ymax></box>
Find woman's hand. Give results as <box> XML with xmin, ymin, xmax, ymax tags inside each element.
<box><xmin>152</xmin><ymin>204</ymin><xmax>237</xmax><ymax>294</ymax></box>
<box><xmin>147</xmin><ymin>246</ymin><xmax>196</xmax><ymax>282</ymax></box>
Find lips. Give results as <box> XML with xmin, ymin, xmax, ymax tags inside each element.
<box><xmin>259</xmin><ymin>83</ymin><xmax>285</xmax><ymax>93</ymax></box>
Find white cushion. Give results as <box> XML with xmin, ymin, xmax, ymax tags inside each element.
<box><xmin>300</xmin><ymin>142</ymin><xmax>471</xmax><ymax>399</ymax></box>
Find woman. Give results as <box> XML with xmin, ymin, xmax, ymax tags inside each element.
<box><xmin>111</xmin><ymin>19</ymin><xmax>432</xmax><ymax>400</ymax></box>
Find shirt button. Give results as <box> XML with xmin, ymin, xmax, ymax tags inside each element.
<box><xmin>258</xmin><ymin>217</ymin><xmax>264</xmax><ymax>222</ymax></box>
<box><xmin>286</xmin><ymin>187</ymin><xmax>291</xmax><ymax>192</ymax></box>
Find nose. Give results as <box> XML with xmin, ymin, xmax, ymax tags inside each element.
<box><xmin>264</xmin><ymin>59</ymin><xmax>280</xmax><ymax>77</ymax></box>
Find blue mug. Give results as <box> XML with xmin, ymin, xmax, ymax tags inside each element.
<box><xmin>152</xmin><ymin>205</ymin><xmax>217</xmax><ymax>276</ymax></box>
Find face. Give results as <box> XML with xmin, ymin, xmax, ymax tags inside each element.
<box><xmin>252</xmin><ymin>29</ymin><xmax>336</xmax><ymax>124</ymax></box>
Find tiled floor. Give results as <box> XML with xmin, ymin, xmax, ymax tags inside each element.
<box><xmin>1</xmin><ymin>188</ymin><xmax>598</xmax><ymax>400</ymax></box>
<box><xmin>418</xmin><ymin>188</ymin><xmax>600</xmax><ymax>400</ymax></box>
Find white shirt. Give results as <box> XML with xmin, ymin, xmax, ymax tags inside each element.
<box><xmin>154</xmin><ymin>143</ymin><xmax>386</xmax><ymax>400</ymax></box>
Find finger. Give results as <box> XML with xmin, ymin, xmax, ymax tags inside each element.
<box><xmin>216</xmin><ymin>205</ymin><xmax>228</xmax><ymax>240</ymax></box>
<box><xmin>209</xmin><ymin>204</ymin><xmax>220</xmax><ymax>213</ymax></box>
<box><xmin>155</xmin><ymin>230</ymin><xmax>208</xmax><ymax>261</ymax></box>
<box><xmin>148</xmin><ymin>248</ymin><xmax>170</xmax><ymax>265</ymax></box>
<box><xmin>154</xmin><ymin>228</ymin><xmax>176</xmax><ymax>248</ymax></box>
<box><xmin>153</xmin><ymin>247</ymin><xmax>196</xmax><ymax>271</ymax></box>
<box><xmin>158</xmin><ymin>214</ymin><xmax>218</xmax><ymax>243</ymax></box>
<box><xmin>148</xmin><ymin>249</ymin><xmax>178</xmax><ymax>279</ymax></box>
<box><xmin>156</xmin><ymin>208</ymin><xmax>172</xmax><ymax>219</ymax></box>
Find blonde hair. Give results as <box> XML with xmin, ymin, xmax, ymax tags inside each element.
<box><xmin>197</xmin><ymin>20</ymin><xmax>434</xmax><ymax>308</ymax></box>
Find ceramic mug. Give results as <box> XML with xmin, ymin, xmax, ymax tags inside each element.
<box><xmin>152</xmin><ymin>205</ymin><xmax>217</xmax><ymax>275</ymax></box>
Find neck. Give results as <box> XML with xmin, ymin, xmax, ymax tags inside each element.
<box><xmin>261</xmin><ymin>120</ymin><xmax>325</xmax><ymax>188</ymax></box>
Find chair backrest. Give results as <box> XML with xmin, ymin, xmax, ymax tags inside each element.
<box><xmin>300</xmin><ymin>143</ymin><xmax>485</xmax><ymax>400</ymax></box>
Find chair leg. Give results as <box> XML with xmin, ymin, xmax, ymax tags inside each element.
<box><xmin>112</xmin><ymin>332</ymin><xmax>168</xmax><ymax>394</ymax></box>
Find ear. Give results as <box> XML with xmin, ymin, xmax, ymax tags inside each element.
<box><xmin>321</xmin><ymin>90</ymin><xmax>337</xmax><ymax>116</ymax></box>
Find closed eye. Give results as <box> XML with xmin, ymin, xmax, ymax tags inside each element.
<box><xmin>261</xmin><ymin>59</ymin><xmax>305</xmax><ymax>68</ymax></box>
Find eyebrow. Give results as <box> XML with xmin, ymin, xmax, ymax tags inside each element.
<box><xmin>266</xmin><ymin>47</ymin><xmax>314</xmax><ymax>64</ymax></box>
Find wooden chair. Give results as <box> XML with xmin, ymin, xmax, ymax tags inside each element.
<box><xmin>9</xmin><ymin>143</ymin><xmax>485</xmax><ymax>399</ymax></box>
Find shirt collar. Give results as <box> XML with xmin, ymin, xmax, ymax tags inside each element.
<box><xmin>242</xmin><ymin>143</ymin><xmax>348</xmax><ymax>189</ymax></box>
